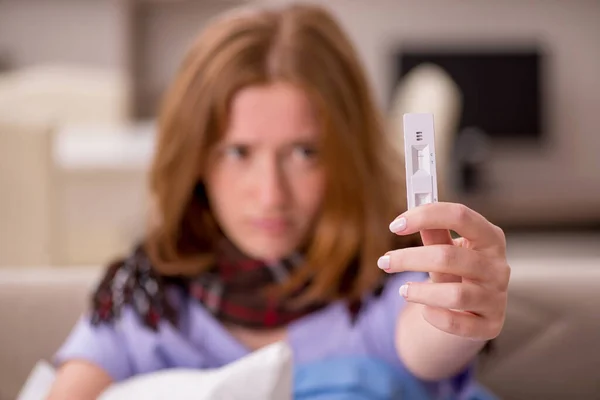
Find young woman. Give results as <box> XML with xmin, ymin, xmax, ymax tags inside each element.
<box><xmin>48</xmin><ymin>3</ymin><xmax>509</xmax><ymax>399</ymax></box>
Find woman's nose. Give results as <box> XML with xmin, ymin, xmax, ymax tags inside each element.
<box><xmin>256</xmin><ymin>157</ymin><xmax>288</xmax><ymax>210</ymax></box>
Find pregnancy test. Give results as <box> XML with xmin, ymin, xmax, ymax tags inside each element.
<box><xmin>403</xmin><ymin>113</ymin><xmax>438</xmax><ymax>209</ymax></box>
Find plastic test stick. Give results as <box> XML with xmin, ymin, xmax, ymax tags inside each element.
<box><xmin>403</xmin><ymin>113</ymin><xmax>438</xmax><ymax>210</ymax></box>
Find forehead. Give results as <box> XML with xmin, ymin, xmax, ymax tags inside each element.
<box><xmin>225</xmin><ymin>82</ymin><xmax>320</xmax><ymax>142</ymax></box>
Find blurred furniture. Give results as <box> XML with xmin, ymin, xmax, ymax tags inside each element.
<box><xmin>52</xmin><ymin>123</ymin><xmax>154</xmax><ymax>265</ymax></box>
<box><xmin>0</xmin><ymin>64</ymin><xmax>140</xmax><ymax>266</ymax></box>
<box><xmin>0</xmin><ymin>267</ymin><xmax>102</xmax><ymax>400</ymax></box>
<box><xmin>1</xmin><ymin>234</ymin><xmax>600</xmax><ymax>400</ymax></box>
<box><xmin>0</xmin><ymin>65</ymin><xmax>130</xmax><ymax>124</ymax></box>
<box><xmin>0</xmin><ymin>114</ymin><xmax>56</xmax><ymax>266</ymax></box>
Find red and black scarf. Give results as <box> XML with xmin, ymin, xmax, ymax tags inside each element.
<box><xmin>91</xmin><ymin>239</ymin><xmax>340</xmax><ymax>331</ymax></box>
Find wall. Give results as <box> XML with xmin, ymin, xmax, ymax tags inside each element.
<box><xmin>133</xmin><ymin>0</ymin><xmax>235</xmax><ymax>117</ymax></box>
<box><xmin>0</xmin><ymin>0</ymin><xmax>128</xmax><ymax>70</ymax></box>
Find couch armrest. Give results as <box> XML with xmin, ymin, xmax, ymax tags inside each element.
<box><xmin>0</xmin><ymin>267</ymin><xmax>102</xmax><ymax>400</ymax></box>
<box><xmin>478</xmin><ymin>258</ymin><xmax>600</xmax><ymax>400</ymax></box>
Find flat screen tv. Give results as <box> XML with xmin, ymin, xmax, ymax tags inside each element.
<box><xmin>396</xmin><ymin>48</ymin><xmax>544</xmax><ymax>141</ymax></box>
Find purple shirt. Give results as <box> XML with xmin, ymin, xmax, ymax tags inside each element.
<box><xmin>55</xmin><ymin>272</ymin><xmax>473</xmax><ymax>396</ymax></box>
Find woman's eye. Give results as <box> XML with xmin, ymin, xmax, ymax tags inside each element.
<box><xmin>223</xmin><ymin>145</ymin><xmax>249</xmax><ymax>160</ymax></box>
<box><xmin>293</xmin><ymin>145</ymin><xmax>318</xmax><ymax>160</ymax></box>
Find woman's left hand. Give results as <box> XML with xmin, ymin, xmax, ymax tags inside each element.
<box><xmin>378</xmin><ymin>202</ymin><xmax>510</xmax><ymax>341</ymax></box>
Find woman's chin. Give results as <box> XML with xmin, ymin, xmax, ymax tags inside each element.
<box><xmin>235</xmin><ymin>238</ymin><xmax>301</xmax><ymax>262</ymax></box>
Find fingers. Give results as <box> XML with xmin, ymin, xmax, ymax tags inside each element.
<box><xmin>420</xmin><ymin>229</ymin><xmax>453</xmax><ymax>246</ymax></box>
<box><xmin>399</xmin><ymin>281</ymin><xmax>501</xmax><ymax>314</ymax></box>
<box><xmin>390</xmin><ymin>202</ymin><xmax>505</xmax><ymax>251</ymax></box>
<box><xmin>421</xmin><ymin>306</ymin><xmax>504</xmax><ymax>341</ymax></box>
<box><xmin>398</xmin><ymin>280</ymin><xmax>507</xmax><ymax>340</ymax></box>
<box><xmin>378</xmin><ymin>245</ymin><xmax>507</xmax><ymax>289</ymax></box>
<box><xmin>419</xmin><ymin>228</ymin><xmax>457</xmax><ymax>283</ymax></box>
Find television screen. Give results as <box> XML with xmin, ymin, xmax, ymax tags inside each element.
<box><xmin>396</xmin><ymin>48</ymin><xmax>544</xmax><ymax>140</ymax></box>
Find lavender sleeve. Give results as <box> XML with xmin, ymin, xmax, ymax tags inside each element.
<box><xmin>54</xmin><ymin>298</ymin><xmax>209</xmax><ymax>382</ymax></box>
<box><xmin>53</xmin><ymin>306</ymin><xmax>188</xmax><ymax>382</ymax></box>
<box><xmin>53</xmin><ymin>314</ymin><xmax>134</xmax><ymax>381</ymax></box>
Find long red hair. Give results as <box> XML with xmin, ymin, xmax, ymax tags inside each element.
<box><xmin>145</xmin><ymin>3</ymin><xmax>416</xmax><ymax>304</ymax></box>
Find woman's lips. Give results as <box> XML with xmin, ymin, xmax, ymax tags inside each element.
<box><xmin>250</xmin><ymin>217</ymin><xmax>290</xmax><ymax>234</ymax></box>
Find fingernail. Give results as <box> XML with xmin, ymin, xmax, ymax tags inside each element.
<box><xmin>399</xmin><ymin>284</ymin><xmax>409</xmax><ymax>298</ymax></box>
<box><xmin>389</xmin><ymin>217</ymin><xmax>407</xmax><ymax>233</ymax></box>
<box><xmin>377</xmin><ymin>255</ymin><xmax>390</xmax><ymax>270</ymax></box>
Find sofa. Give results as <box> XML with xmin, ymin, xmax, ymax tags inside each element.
<box><xmin>1</xmin><ymin>236</ymin><xmax>599</xmax><ymax>400</ymax></box>
<box><xmin>0</xmin><ymin>65</ymin><xmax>129</xmax><ymax>126</ymax></box>
<box><xmin>0</xmin><ymin>114</ymin><xmax>56</xmax><ymax>266</ymax></box>
<box><xmin>0</xmin><ymin>64</ymin><xmax>148</xmax><ymax>267</ymax></box>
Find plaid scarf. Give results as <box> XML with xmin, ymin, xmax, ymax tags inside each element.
<box><xmin>190</xmin><ymin>239</ymin><xmax>324</xmax><ymax>328</ymax></box>
<box><xmin>91</xmin><ymin>239</ymin><xmax>327</xmax><ymax>331</ymax></box>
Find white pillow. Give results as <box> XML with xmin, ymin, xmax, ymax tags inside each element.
<box><xmin>16</xmin><ymin>361</ymin><xmax>56</xmax><ymax>400</ymax></box>
<box><xmin>18</xmin><ymin>341</ymin><xmax>293</xmax><ymax>400</ymax></box>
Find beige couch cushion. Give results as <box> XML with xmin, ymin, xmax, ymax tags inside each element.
<box><xmin>477</xmin><ymin>258</ymin><xmax>600</xmax><ymax>399</ymax></box>
<box><xmin>0</xmin><ymin>116</ymin><xmax>56</xmax><ymax>266</ymax></box>
<box><xmin>0</xmin><ymin>64</ymin><xmax>133</xmax><ymax>267</ymax></box>
<box><xmin>0</xmin><ymin>268</ymin><xmax>101</xmax><ymax>400</ymax></box>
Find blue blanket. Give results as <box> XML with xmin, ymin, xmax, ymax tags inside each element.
<box><xmin>294</xmin><ymin>356</ymin><xmax>497</xmax><ymax>400</ymax></box>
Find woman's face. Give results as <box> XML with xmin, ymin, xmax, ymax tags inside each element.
<box><xmin>205</xmin><ymin>82</ymin><xmax>326</xmax><ymax>261</ymax></box>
